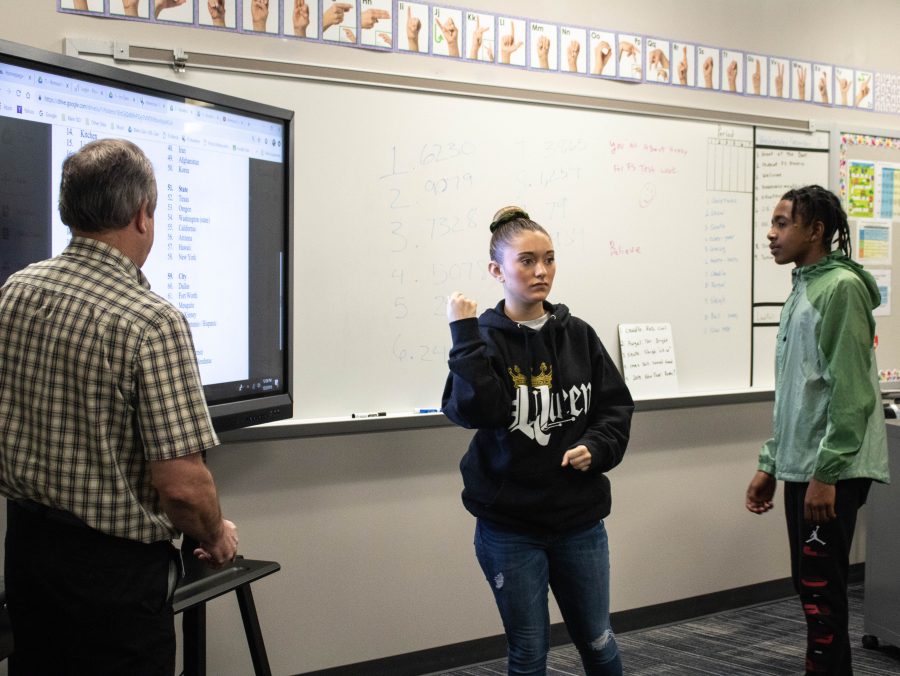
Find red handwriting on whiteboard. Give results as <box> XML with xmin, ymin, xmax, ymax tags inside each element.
<box><xmin>609</xmin><ymin>241</ymin><xmax>642</xmax><ymax>256</ymax></box>
<box><xmin>609</xmin><ymin>140</ymin><xmax>689</xmax><ymax>156</ymax></box>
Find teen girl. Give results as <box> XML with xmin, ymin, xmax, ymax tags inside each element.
<box><xmin>442</xmin><ymin>206</ymin><xmax>633</xmax><ymax>675</ymax></box>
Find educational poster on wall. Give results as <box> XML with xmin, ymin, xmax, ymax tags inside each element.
<box><xmin>876</xmin><ymin>72</ymin><xmax>900</xmax><ymax>115</ymax></box>
<box><xmin>432</xmin><ymin>6</ymin><xmax>462</xmax><ymax>57</ymax></box>
<box><xmin>589</xmin><ymin>29</ymin><xmax>616</xmax><ymax>77</ymax></box>
<box><xmin>618</xmin><ymin>323</ymin><xmax>679</xmax><ymax>397</ymax></box>
<box><xmin>360</xmin><ymin>0</ymin><xmax>392</xmax><ymax>48</ymax></box>
<box><xmin>857</xmin><ymin>220</ymin><xmax>892</xmax><ymax>265</ymax></box>
<box><xmin>244</xmin><ymin>0</ymin><xmax>280</xmax><ymax>34</ymax></box>
<box><xmin>111</xmin><ymin>0</ymin><xmax>149</xmax><ymax>18</ymax></box>
<box><xmin>199</xmin><ymin>0</ymin><xmax>235</xmax><ymax>29</ymax></box>
<box><xmin>721</xmin><ymin>49</ymin><xmax>743</xmax><ymax>93</ymax></box>
<box><xmin>322</xmin><ymin>0</ymin><xmax>357</xmax><ymax>43</ymax></box>
<box><xmin>496</xmin><ymin>16</ymin><xmax>526</xmax><ymax>66</ymax></box>
<box><xmin>645</xmin><ymin>38</ymin><xmax>670</xmax><ymax>84</ymax></box>
<box><xmin>697</xmin><ymin>45</ymin><xmax>719</xmax><ymax>90</ymax></box>
<box><xmin>872</xmin><ymin>269</ymin><xmax>891</xmax><ymax>317</ymax></box>
<box><xmin>876</xmin><ymin>162</ymin><xmax>900</xmax><ymax>219</ymax></box>
<box><xmin>792</xmin><ymin>61</ymin><xmax>812</xmax><ymax>102</ymax></box>
<box><xmin>769</xmin><ymin>57</ymin><xmax>790</xmax><ymax>99</ymax></box>
<box><xmin>814</xmin><ymin>64</ymin><xmax>832</xmax><ymax>105</ymax></box>
<box><xmin>59</xmin><ymin>0</ymin><xmax>900</xmax><ymax>114</ymax></box>
<box><xmin>746</xmin><ymin>53</ymin><xmax>766</xmax><ymax>96</ymax></box>
<box><xmin>465</xmin><ymin>10</ymin><xmax>494</xmax><ymax>62</ymax></box>
<box><xmin>560</xmin><ymin>25</ymin><xmax>587</xmax><ymax>74</ymax></box>
<box><xmin>529</xmin><ymin>21</ymin><xmax>558</xmax><ymax>71</ymax></box>
<box><xmin>856</xmin><ymin>71</ymin><xmax>874</xmax><ymax>109</ymax></box>
<box><xmin>672</xmin><ymin>42</ymin><xmax>694</xmax><ymax>87</ymax></box>
<box><xmin>61</xmin><ymin>0</ymin><xmax>102</xmax><ymax>11</ymax></box>
<box><xmin>153</xmin><ymin>0</ymin><xmax>193</xmax><ymax>22</ymax></box>
<box><xmin>285</xmin><ymin>0</ymin><xmax>318</xmax><ymax>38</ymax></box>
<box><xmin>835</xmin><ymin>67</ymin><xmax>854</xmax><ymax>106</ymax></box>
<box><xmin>398</xmin><ymin>2</ymin><xmax>427</xmax><ymax>53</ymax></box>
<box><xmin>618</xmin><ymin>34</ymin><xmax>643</xmax><ymax>80</ymax></box>
<box><xmin>848</xmin><ymin>161</ymin><xmax>876</xmax><ymax>218</ymax></box>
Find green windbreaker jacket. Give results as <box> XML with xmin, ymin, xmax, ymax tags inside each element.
<box><xmin>759</xmin><ymin>251</ymin><xmax>890</xmax><ymax>484</ymax></box>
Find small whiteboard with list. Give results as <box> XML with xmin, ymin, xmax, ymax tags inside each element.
<box><xmin>618</xmin><ymin>323</ymin><xmax>679</xmax><ymax>397</ymax></box>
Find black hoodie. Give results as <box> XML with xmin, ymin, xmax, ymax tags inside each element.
<box><xmin>442</xmin><ymin>301</ymin><xmax>634</xmax><ymax>534</ymax></box>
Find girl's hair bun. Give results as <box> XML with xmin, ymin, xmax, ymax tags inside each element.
<box><xmin>489</xmin><ymin>206</ymin><xmax>530</xmax><ymax>233</ymax></box>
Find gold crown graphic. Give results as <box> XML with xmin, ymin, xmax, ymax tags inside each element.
<box><xmin>532</xmin><ymin>362</ymin><xmax>553</xmax><ymax>387</ymax></box>
<box><xmin>507</xmin><ymin>363</ymin><xmax>553</xmax><ymax>388</ymax></box>
<box><xmin>508</xmin><ymin>365</ymin><xmax>527</xmax><ymax>387</ymax></box>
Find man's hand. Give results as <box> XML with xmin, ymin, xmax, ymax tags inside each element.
<box><xmin>746</xmin><ymin>470</ymin><xmax>776</xmax><ymax>514</ymax></box>
<box><xmin>804</xmin><ymin>478</ymin><xmax>837</xmax><ymax>524</ymax></box>
<box><xmin>194</xmin><ymin>519</ymin><xmax>239</xmax><ymax>568</ymax></box>
<box><xmin>151</xmin><ymin>453</ymin><xmax>236</xmax><ymax>568</ymax></box>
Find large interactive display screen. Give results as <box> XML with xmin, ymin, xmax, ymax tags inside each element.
<box><xmin>0</xmin><ymin>39</ymin><xmax>293</xmax><ymax>431</ymax></box>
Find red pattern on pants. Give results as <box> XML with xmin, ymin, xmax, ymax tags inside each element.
<box><xmin>784</xmin><ymin>479</ymin><xmax>871</xmax><ymax>676</ymax></box>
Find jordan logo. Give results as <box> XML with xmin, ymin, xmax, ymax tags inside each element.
<box><xmin>806</xmin><ymin>526</ymin><xmax>826</xmax><ymax>546</ymax></box>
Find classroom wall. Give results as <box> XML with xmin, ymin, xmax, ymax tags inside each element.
<box><xmin>2</xmin><ymin>2</ymin><xmax>899</xmax><ymax>674</ymax></box>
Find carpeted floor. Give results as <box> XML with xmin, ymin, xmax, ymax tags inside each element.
<box><xmin>434</xmin><ymin>583</ymin><xmax>900</xmax><ymax>675</ymax></box>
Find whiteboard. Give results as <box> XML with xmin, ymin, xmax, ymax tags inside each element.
<box><xmin>750</xmin><ymin>130</ymin><xmax>829</xmax><ymax>389</ymax></box>
<box><xmin>752</xmin><ymin>325</ymin><xmax>778</xmax><ymax>389</ymax></box>
<box><xmin>753</xmin><ymin>146</ymin><xmax>830</xmax><ymax>302</ymax></box>
<box><xmin>294</xmin><ymin>81</ymin><xmax>754</xmax><ymax>418</ymax></box>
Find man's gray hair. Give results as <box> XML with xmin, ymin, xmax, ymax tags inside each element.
<box><xmin>58</xmin><ymin>138</ymin><xmax>157</xmax><ymax>233</ymax></box>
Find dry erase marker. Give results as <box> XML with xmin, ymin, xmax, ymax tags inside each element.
<box><xmin>352</xmin><ymin>411</ymin><xmax>386</xmax><ymax>418</ymax></box>
<box><xmin>414</xmin><ymin>407</ymin><xmax>439</xmax><ymax>413</ymax></box>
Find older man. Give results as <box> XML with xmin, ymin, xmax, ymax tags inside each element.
<box><xmin>0</xmin><ymin>139</ymin><xmax>238</xmax><ymax>675</ymax></box>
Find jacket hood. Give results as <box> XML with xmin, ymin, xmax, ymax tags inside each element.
<box><xmin>479</xmin><ymin>300</ymin><xmax>571</xmax><ymax>331</ymax></box>
<box><xmin>799</xmin><ymin>252</ymin><xmax>882</xmax><ymax>312</ymax></box>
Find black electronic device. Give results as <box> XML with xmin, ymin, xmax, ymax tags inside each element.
<box><xmin>0</xmin><ymin>38</ymin><xmax>293</xmax><ymax>431</ymax></box>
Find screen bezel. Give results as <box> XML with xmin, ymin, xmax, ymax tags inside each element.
<box><xmin>0</xmin><ymin>38</ymin><xmax>293</xmax><ymax>432</ymax></box>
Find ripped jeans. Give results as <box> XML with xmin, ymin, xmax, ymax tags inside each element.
<box><xmin>474</xmin><ymin>518</ymin><xmax>622</xmax><ymax>676</ymax></box>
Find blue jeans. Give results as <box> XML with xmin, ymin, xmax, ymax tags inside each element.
<box><xmin>474</xmin><ymin>518</ymin><xmax>622</xmax><ymax>676</ymax></box>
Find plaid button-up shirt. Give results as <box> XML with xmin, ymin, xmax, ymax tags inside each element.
<box><xmin>0</xmin><ymin>237</ymin><xmax>218</xmax><ymax>543</ymax></box>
